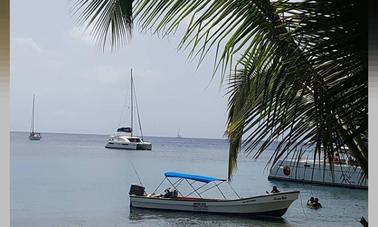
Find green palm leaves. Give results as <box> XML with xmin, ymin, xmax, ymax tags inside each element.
<box><xmin>225</xmin><ymin>0</ymin><xmax>367</xmax><ymax>179</ymax></box>
<box><xmin>72</xmin><ymin>0</ymin><xmax>133</xmax><ymax>49</ymax></box>
<box><xmin>72</xmin><ymin>0</ymin><xmax>367</xmax><ymax>179</ymax></box>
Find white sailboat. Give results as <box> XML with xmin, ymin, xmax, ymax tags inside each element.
<box><xmin>29</xmin><ymin>94</ymin><xmax>42</xmax><ymax>140</ymax></box>
<box><xmin>176</xmin><ymin>128</ymin><xmax>183</xmax><ymax>138</ymax></box>
<box><xmin>105</xmin><ymin>69</ymin><xmax>152</xmax><ymax>150</ymax></box>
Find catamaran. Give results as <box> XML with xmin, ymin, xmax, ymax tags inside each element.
<box><xmin>106</xmin><ymin>127</ymin><xmax>152</xmax><ymax>150</ymax></box>
<box><xmin>105</xmin><ymin>69</ymin><xmax>152</xmax><ymax>150</ymax></box>
<box><xmin>129</xmin><ymin>172</ymin><xmax>300</xmax><ymax>217</ymax></box>
<box><xmin>29</xmin><ymin>94</ymin><xmax>41</xmax><ymax>140</ymax></box>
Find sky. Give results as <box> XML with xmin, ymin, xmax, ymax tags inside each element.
<box><xmin>10</xmin><ymin>0</ymin><xmax>229</xmax><ymax>139</ymax></box>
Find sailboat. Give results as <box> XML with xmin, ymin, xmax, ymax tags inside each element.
<box><xmin>29</xmin><ymin>94</ymin><xmax>42</xmax><ymax>140</ymax></box>
<box><xmin>105</xmin><ymin>69</ymin><xmax>152</xmax><ymax>150</ymax></box>
<box><xmin>176</xmin><ymin>128</ymin><xmax>183</xmax><ymax>138</ymax></box>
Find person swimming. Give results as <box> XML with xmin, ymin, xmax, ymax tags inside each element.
<box><xmin>307</xmin><ymin>197</ymin><xmax>315</xmax><ymax>207</ymax></box>
<box><xmin>313</xmin><ymin>197</ymin><xmax>322</xmax><ymax>208</ymax></box>
<box><xmin>307</xmin><ymin>197</ymin><xmax>322</xmax><ymax>209</ymax></box>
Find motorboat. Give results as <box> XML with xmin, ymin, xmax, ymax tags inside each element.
<box><xmin>29</xmin><ymin>94</ymin><xmax>42</xmax><ymax>141</ymax></box>
<box><xmin>129</xmin><ymin>172</ymin><xmax>299</xmax><ymax>217</ymax></box>
<box><xmin>268</xmin><ymin>157</ymin><xmax>367</xmax><ymax>189</ymax></box>
<box><xmin>105</xmin><ymin>69</ymin><xmax>152</xmax><ymax>150</ymax></box>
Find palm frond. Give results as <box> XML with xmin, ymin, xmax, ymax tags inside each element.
<box><xmin>71</xmin><ymin>0</ymin><xmax>133</xmax><ymax>50</ymax></box>
<box><xmin>71</xmin><ymin>0</ymin><xmax>368</xmax><ymax>179</ymax></box>
<box><xmin>226</xmin><ymin>0</ymin><xmax>367</xmax><ymax>179</ymax></box>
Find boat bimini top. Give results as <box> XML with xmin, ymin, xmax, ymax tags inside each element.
<box><xmin>150</xmin><ymin>171</ymin><xmax>240</xmax><ymax>199</ymax></box>
<box><xmin>164</xmin><ymin>172</ymin><xmax>226</xmax><ymax>183</ymax></box>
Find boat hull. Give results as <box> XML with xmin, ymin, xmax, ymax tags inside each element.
<box><xmin>29</xmin><ymin>134</ymin><xmax>41</xmax><ymax>140</ymax></box>
<box><xmin>129</xmin><ymin>191</ymin><xmax>299</xmax><ymax>217</ymax></box>
<box><xmin>105</xmin><ymin>142</ymin><xmax>152</xmax><ymax>150</ymax></box>
<box><xmin>268</xmin><ymin>160</ymin><xmax>367</xmax><ymax>189</ymax></box>
<box><xmin>136</xmin><ymin>143</ymin><xmax>152</xmax><ymax>150</ymax></box>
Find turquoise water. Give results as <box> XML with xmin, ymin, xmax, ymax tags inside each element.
<box><xmin>11</xmin><ymin>132</ymin><xmax>368</xmax><ymax>226</ymax></box>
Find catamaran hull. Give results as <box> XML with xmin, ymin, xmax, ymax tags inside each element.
<box><xmin>105</xmin><ymin>142</ymin><xmax>152</xmax><ymax>150</ymax></box>
<box><xmin>136</xmin><ymin>143</ymin><xmax>152</xmax><ymax>150</ymax></box>
<box><xmin>130</xmin><ymin>191</ymin><xmax>299</xmax><ymax>217</ymax></box>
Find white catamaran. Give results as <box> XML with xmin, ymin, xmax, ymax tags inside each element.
<box><xmin>129</xmin><ymin>172</ymin><xmax>299</xmax><ymax>217</ymax></box>
<box><xmin>29</xmin><ymin>94</ymin><xmax>41</xmax><ymax>140</ymax></box>
<box><xmin>105</xmin><ymin>69</ymin><xmax>152</xmax><ymax>150</ymax></box>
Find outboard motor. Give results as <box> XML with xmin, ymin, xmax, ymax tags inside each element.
<box><xmin>129</xmin><ymin>184</ymin><xmax>145</xmax><ymax>196</ymax></box>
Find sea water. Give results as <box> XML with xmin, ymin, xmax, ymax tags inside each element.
<box><xmin>11</xmin><ymin>132</ymin><xmax>368</xmax><ymax>227</ymax></box>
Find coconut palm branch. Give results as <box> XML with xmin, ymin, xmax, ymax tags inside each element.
<box><xmin>71</xmin><ymin>0</ymin><xmax>133</xmax><ymax>49</ymax></box>
<box><xmin>72</xmin><ymin>0</ymin><xmax>368</xmax><ymax>179</ymax></box>
<box><xmin>225</xmin><ymin>0</ymin><xmax>367</xmax><ymax>178</ymax></box>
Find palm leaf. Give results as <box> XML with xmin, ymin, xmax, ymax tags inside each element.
<box><xmin>71</xmin><ymin>0</ymin><xmax>368</xmax><ymax>179</ymax></box>
<box><xmin>71</xmin><ymin>0</ymin><xmax>133</xmax><ymax>50</ymax></box>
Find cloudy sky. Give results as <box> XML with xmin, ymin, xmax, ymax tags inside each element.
<box><xmin>10</xmin><ymin>0</ymin><xmax>229</xmax><ymax>139</ymax></box>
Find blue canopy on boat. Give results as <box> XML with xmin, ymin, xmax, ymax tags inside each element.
<box><xmin>164</xmin><ymin>172</ymin><xmax>226</xmax><ymax>183</ymax></box>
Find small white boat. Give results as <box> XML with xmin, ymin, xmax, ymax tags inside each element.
<box><xmin>29</xmin><ymin>94</ymin><xmax>41</xmax><ymax>141</ymax></box>
<box><xmin>129</xmin><ymin>172</ymin><xmax>299</xmax><ymax>217</ymax></box>
<box><xmin>268</xmin><ymin>158</ymin><xmax>367</xmax><ymax>189</ymax></box>
<box><xmin>105</xmin><ymin>69</ymin><xmax>151</xmax><ymax>150</ymax></box>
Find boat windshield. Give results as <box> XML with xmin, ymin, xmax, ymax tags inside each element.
<box><xmin>129</xmin><ymin>138</ymin><xmax>141</xmax><ymax>142</ymax></box>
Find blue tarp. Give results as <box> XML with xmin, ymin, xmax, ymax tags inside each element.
<box><xmin>164</xmin><ymin>172</ymin><xmax>226</xmax><ymax>183</ymax></box>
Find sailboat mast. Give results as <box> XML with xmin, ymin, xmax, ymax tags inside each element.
<box><xmin>31</xmin><ymin>94</ymin><xmax>35</xmax><ymax>133</ymax></box>
<box><xmin>130</xmin><ymin>69</ymin><xmax>133</xmax><ymax>137</ymax></box>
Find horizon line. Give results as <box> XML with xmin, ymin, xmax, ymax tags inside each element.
<box><xmin>11</xmin><ymin>130</ymin><xmax>227</xmax><ymax>140</ymax></box>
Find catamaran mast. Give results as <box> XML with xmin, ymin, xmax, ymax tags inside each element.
<box><xmin>31</xmin><ymin>94</ymin><xmax>35</xmax><ymax>133</ymax></box>
<box><xmin>130</xmin><ymin>69</ymin><xmax>133</xmax><ymax>137</ymax></box>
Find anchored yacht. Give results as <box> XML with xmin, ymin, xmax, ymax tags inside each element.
<box><xmin>105</xmin><ymin>69</ymin><xmax>152</xmax><ymax>150</ymax></box>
